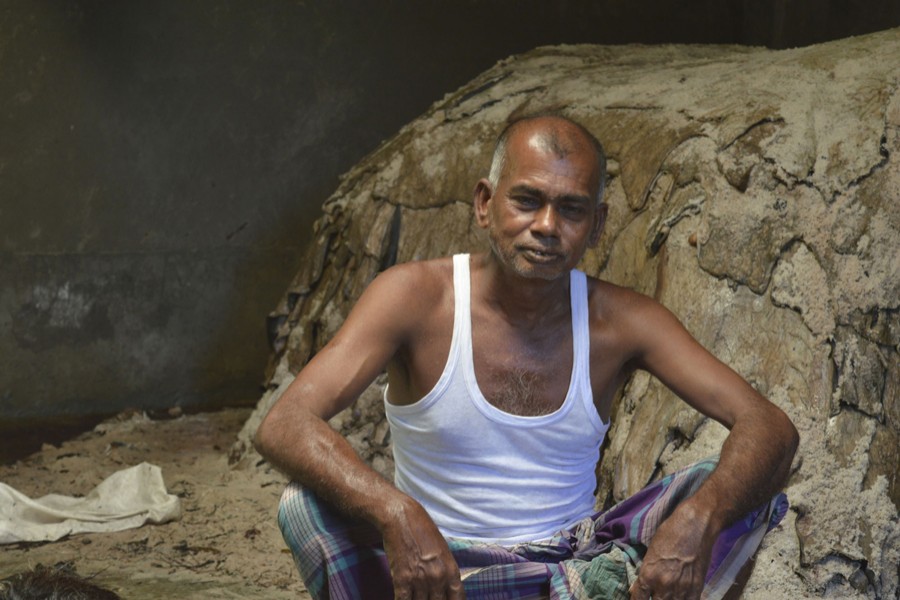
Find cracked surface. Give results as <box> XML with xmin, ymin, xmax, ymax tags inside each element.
<box><xmin>238</xmin><ymin>30</ymin><xmax>900</xmax><ymax>598</ymax></box>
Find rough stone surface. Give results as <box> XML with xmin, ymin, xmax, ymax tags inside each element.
<box><xmin>237</xmin><ymin>30</ymin><xmax>900</xmax><ymax>598</ymax></box>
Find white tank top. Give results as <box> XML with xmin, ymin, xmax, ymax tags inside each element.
<box><xmin>384</xmin><ymin>254</ymin><xmax>609</xmax><ymax>544</ymax></box>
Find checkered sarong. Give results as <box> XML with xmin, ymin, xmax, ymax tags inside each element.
<box><xmin>278</xmin><ymin>457</ymin><xmax>788</xmax><ymax>600</ymax></box>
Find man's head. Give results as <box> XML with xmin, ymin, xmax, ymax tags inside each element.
<box><xmin>474</xmin><ymin>114</ymin><xmax>608</xmax><ymax>281</ymax></box>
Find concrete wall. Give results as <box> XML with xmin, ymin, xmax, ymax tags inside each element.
<box><xmin>2</xmin><ymin>0</ymin><xmax>898</xmax><ymax>421</ymax></box>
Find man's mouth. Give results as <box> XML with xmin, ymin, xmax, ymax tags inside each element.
<box><xmin>520</xmin><ymin>247</ymin><xmax>561</xmax><ymax>262</ymax></box>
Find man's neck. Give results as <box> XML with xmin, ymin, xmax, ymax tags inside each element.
<box><xmin>472</xmin><ymin>252</ymin><xmax>572</xmax><ymax>330</ymax></box>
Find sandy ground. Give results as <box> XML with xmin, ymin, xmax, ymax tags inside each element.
<box><xmin>0</xmin><ymin>408</ymin><xmax>311</xmax><ymax>599</ymax></box>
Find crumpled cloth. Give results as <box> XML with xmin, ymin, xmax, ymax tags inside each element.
<box><xmin>0</xmin><ymin>462</ymin><xmax>181</xmax><ymax>544</ymax></box>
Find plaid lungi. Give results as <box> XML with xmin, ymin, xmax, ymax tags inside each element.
<box><xmin>278</xmin><ymin>457</ymin><xmax>788</xmax><ymax>600</ymax></box>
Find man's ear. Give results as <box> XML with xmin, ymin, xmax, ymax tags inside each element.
<box><xmin>473</xmin><ymin>178</ymin><xmax>494</xmax><ymax>229</ymax></box>
<box><xmin>588</xmin><ymin>202</ymin><xmax>608</xmax><ymax>247</ymax></box>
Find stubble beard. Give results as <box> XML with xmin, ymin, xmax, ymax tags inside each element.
<box><xmin>487</xmin><ymin>232</ymin><xmax>569</xmax><ymax>282</ymax></box>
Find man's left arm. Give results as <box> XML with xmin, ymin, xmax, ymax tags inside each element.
<box><xmin>624</xmin><ymin>296</ymin><xmax>799</xmax><ymax>600</ymax></box>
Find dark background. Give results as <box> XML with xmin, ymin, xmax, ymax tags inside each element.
<box><xmin>1</xmin><ymin>0</ymin><xmax>897</xmax><ymax>437</ymax></box>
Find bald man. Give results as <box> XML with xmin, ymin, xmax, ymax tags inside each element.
<box><xmin>256</xmin><ymin>115</ymin><xmax>798</xmax><ymax>600</ymax></box>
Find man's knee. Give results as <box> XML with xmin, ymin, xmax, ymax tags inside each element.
<box><xmin>278</xmin><ymin>483</ymin><xmax>383</xmax><ymax>545</ymax></box>
<box><xmin>278</xmin><ymin>482</ymin><xmax>319</xmax><ymax>535</ymax></box>
<box><xmin>277</xmin><ymin>483</ymin><xmax>342</xmax><ymax>599</ymax></box>
<box><xmin>277</xmin><ymin>482</ymin><xmax>321</xmax><ymax>547</ymax></box>
<box><xmin>277</xmin><ymin>483</ymin><xmax>393</xmax><ymax>599</ymax></box>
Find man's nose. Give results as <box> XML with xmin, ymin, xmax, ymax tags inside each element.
<box><xmin>531</xmin><ymin>205</ymin><xmax>560</xmax><ymax>237</ymax></box>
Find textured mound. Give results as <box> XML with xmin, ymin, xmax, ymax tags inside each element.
<box><xmin>236</xmin><ymin>29</ymin><xmax>899</xmax><ymax>598</ymax></box>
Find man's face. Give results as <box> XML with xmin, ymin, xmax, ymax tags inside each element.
<box><xmin>475</xmin><ymin>125</ymin><xmax>605</xmax><ymax>281</ymax></box>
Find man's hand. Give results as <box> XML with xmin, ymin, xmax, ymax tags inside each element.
<box><xmin>630</xmin><ymin>503</ymin><xmax>716</xmax><ymax>600</ymax></box>
<box><xmin>381</xmin><ymin>498</ymin><xmax>465</xmax><ymax>600</ymax></box>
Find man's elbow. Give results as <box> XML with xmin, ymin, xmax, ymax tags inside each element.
<box><xmin>785</xmin><ymin>414</ymin><xmax>800</xmax><ymax>459</ymax></box>
<box><xmin>253</xmin><ymin>408</ymin><xmax>280</xmax><ymax>461</ymax></box>
<box><xmin>773</xmin><ymin>405</ymin><xmax>800</xmax><ymax>467</ymax></box>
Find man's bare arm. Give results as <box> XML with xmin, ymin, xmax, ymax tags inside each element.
<box><xmin>619</xmin><ymin>294</ymin><xmax>799</xmax><ymax>600</ymax></box>
<box><xmin>255</xmin><ymin>266</ymin><xmax>464</xmax><ymax>600</ymax></box>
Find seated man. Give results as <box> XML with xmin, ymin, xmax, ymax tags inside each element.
<box><xmin>255</xmin><ymin>114</ymin><xmax>799</xmax><ymax>600</ymax></box>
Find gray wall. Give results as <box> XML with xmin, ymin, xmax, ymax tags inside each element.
<box><xmin>2</xmin><ymin>0</ymin><xmax>898</xmax><ymax>421</ymax></box>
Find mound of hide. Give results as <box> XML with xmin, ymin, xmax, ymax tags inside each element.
<box><xmin>234</xmin><ymin>29</ymin><xmax>899</xmax><ymax>598</ymax></box>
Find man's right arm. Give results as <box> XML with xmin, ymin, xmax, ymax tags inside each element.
<box><xmin>254</xmin><ymin>265</ymin><xmax>464</xmax><ymax>600</ymax></box>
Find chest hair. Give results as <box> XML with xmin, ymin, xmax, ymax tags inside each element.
<box><xmin>485</xmin><ymin>365</ymin><xmax>563</xmax><ymax>416</ymax></box>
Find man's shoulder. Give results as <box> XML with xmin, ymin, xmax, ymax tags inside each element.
<box><xmin>370</xmin><ymin>256</ymin><xmax>454</xmax><ymax>307</ymax></box>
<box><xmin>584</xmin><ymin>275</ymin><xmax>651</xmax><ymax>309</ymax></box>
<box><xmin>584</xmin><ymin>274</ymin><xmax>688</xmax><ymax>351</ymax></box>
<box><xmin>584</xmin><ymin>275</ymin><xmax>671</xmax><ymax>329</ymax></box>
<box><xmin>380</xmin><ymin>256</ymin><xmax>453</xmax><ymax>286</ymax></box>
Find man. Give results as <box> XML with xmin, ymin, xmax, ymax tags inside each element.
<box><xmin>255</xmin><ymin>114</ymin><xmax>799</xmax><ymax>600</ymax></box>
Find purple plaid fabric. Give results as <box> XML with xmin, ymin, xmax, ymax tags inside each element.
<box><xmin>278</xmin><ymin>457</ymin><xmax>788</xmax><ymax>600</ymax></box>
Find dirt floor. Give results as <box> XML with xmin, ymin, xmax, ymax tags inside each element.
<box><xmin>0</xmin><ymin>408</ymin><xmax>312</xmax><ymax>599</ymax></box>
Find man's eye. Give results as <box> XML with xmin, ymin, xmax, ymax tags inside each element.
<box><xmin>561</xmin><ymin>204</ymin><xmax>587</xmax><ymax>217</ymax></box>
<box><xmin>513</xmin><ymin>197</ymin><xmax>539</xmax><ymax>208</ymax></box>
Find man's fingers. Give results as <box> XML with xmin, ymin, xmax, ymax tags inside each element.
<box><xmin>390</xmin><ymin>568</ymin><xmax>462</xmax><ymax>600</ymax></box>
<box><xmin>393</xmin><ymin>585</ymin><xmax>411</xmax><ymax>600</ymax></box>
<box><xmin>629</xmin><ymin>578</ymin><xmax>652</xmax><ymax>600</ymax></box>
<box><xmin>407</xmin><ymin>578</ymin><xmax>426</xmax><ymax>600</ymax></box>
<box><xmin>395</xmin><ymin>566</ymin><xmax>460</xmax><ymax>600</ymax></box>
<box><xmin>447</xmin><ymin>578</ymin><xmax>466</xmax><ymax>600</ymax></box>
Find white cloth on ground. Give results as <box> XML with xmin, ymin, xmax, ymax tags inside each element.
<box><xmin>0</xmin><ymin>462</ymin><xmax>181</xmax><ymax>544</ymax></box>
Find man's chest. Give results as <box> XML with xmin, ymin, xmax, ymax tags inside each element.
<box><xmin>399</xmin><ymin>310</ymin><xmax>625</xmax><ymax>420</ymax></box>
<box><xmin>391</xmin><ymin>269</ymin><xmax>633</xmax><ymax>418</ymax></box>
<box><xmin>470</xmin><ymin>321</ymin><xmax>575</xmax><ymax>416</ymax></box>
